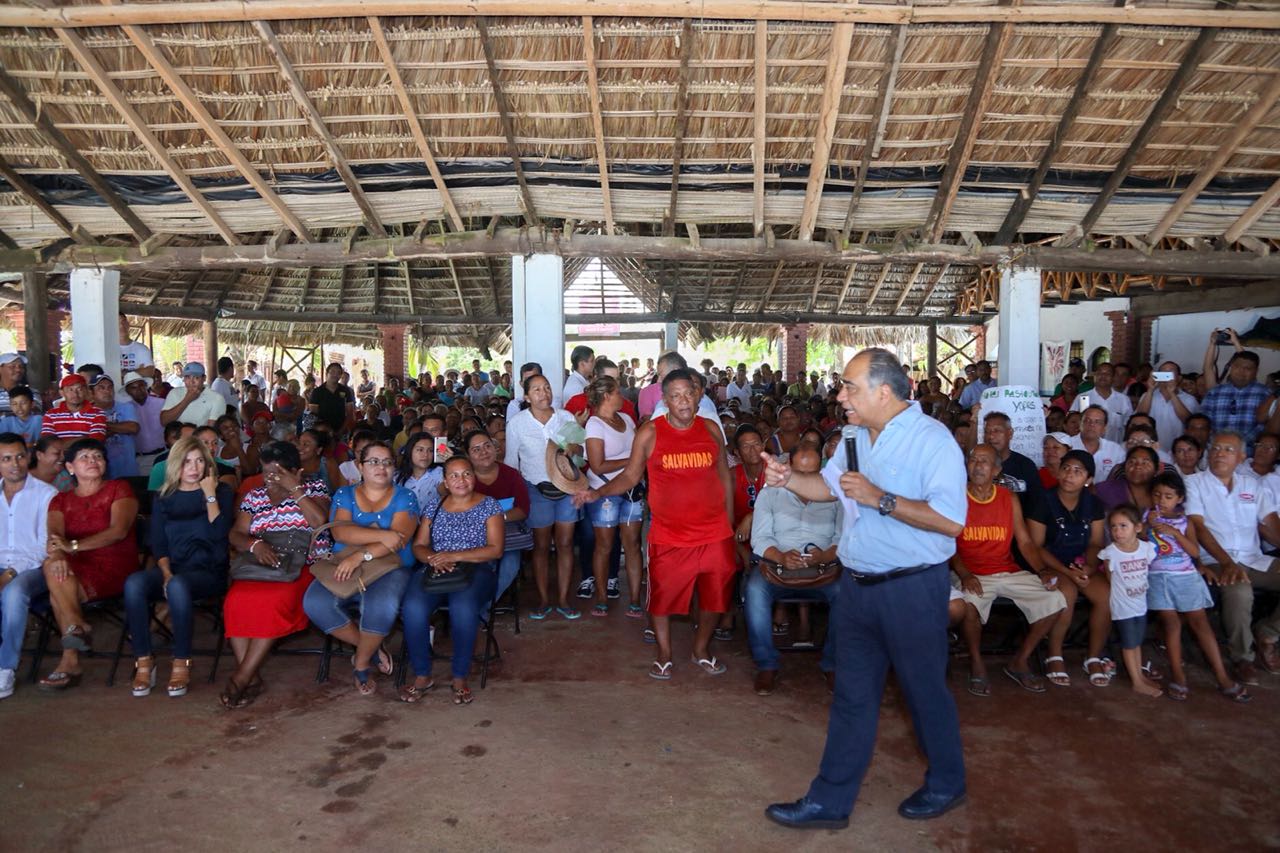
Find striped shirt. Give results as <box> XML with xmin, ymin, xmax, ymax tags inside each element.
<box><xmin>40</xmin><ymin>402</ymin><xmax>107</xmax><ymax>440</ymax></box>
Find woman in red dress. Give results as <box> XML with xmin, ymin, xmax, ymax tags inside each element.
<box><xmin>39</xmin><ymin>438</ymin><xmax>139</xmax><ymax>691</ymax></box>
<box><xmin>223</xmin><ymin>441</ymin><xmax>330</xmax><ymax>709</ymax></box>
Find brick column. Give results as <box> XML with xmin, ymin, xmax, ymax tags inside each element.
<box><xmin>4</xmin><ymin>307</ymin><xmax>64</xmax><ymax>355</ymax></box>
<box><xmin>1136</xmin><ymin>317</ymin><xmax>1155</xmax><ymax>365</ymax></box>
<box><xmin>1105</xmin><ymin>310</ymin><xmax>1137</xmax><ymax>365</ymax></box>
<box><xmin>779</xmin><ymin>323</ymin><xmax>809</xmax><ymax>387</ymax></box>
<box><xmin>379</xmin><ymin>324</ymin><xmax>410</xmax><ymax>383</ymax></box>
<box><xmin>970</xmin><ymin>324</ymin><xmax>987</xmax><ymax>361</ymax></box>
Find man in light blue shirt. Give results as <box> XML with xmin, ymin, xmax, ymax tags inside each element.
<box><xmin>763</xmin><ymin>348</ymin><xmax>968</xmax><ymax>832</ymax></box>
<box><xmin>91</xmin><ymin>375</ymin><xmax>139</xmax><ymax>478</ymax></box>
<box><xmin>957</xmin><ymin>359</ymin><xmax>996</xmax><ymax>409</ymax></box>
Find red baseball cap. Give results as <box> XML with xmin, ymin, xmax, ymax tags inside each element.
<box><xmin>59</xmin><ymin>374</ymin><xmax>87</xmax><ymax>389</ymax></box>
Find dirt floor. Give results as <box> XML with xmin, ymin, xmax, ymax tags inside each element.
<box><xmin>1</xmin><ymin>596</ymin><xmax>1277</xmax><ymax>853</ymax></box>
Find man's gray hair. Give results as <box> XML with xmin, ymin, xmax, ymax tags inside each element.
<box><xmin>1210</xmin><ymin>430</ymin><xmax>1246</xmax><ymax>450</ymax></box>
<box><xmin>863</xmin><ymin>348</ymin><xmax>910</xmax><ymax>400</ymax></box>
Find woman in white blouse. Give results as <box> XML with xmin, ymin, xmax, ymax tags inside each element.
<box><xmin>504</xmin><ymin>374</ymin><xmax>581</xmax><ymax>620</ymax></box>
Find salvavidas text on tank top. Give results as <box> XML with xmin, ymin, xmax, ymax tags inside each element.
<box><xmin>645</xmin><ymin>415</ymin><xmax>732</xmax><ymax>547</ymax></box>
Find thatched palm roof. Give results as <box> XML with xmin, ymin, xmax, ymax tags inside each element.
<box><xmin>0</xmin><ymin>5</ymin><xmax>1278</xmax><ymax>346</ymax></box>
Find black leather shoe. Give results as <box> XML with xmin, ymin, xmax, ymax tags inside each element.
<box><xmin>897</xmin><ymin>787</ymin><xmax>967</xmax><ymax>820</ymax></box>
<box><xmin>764</xmin><ymin>797</ymin><xmax>849</xmax><ymax>830</ymax></box>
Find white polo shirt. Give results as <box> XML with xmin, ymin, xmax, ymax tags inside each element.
<box><xmin>504</xmin><ymin>407</ymin><xmax>576</xmax><ymax>484</ymax></box>
<box><xmin>1185</xmin><ymin>469</ymin><xmax>1277</xmax><ymax>572</ymax></box>
<box><xmin>0</xmin><ymin>475</ymin><xmax>57</xmax><ymax>574</ymax></box>
<box><xmin>725</xmin><ymin>380</ymin><xmax>752</xmax><ymax>412</ymax></box>
<box><xmin>1067</xmin><ymin>434</ymin><xmax>1126</xmax><ymax>482</ymax></box>
<box><xmin>1072</xmin><ymin>388</ymin><xmax>1132</xmax><ymax>444</ymax></box>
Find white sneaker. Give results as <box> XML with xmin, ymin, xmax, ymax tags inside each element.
<box><xmin>0</xmin><ymin>668</ymin><xmax>15</xmax><ymax>699</ymax></box>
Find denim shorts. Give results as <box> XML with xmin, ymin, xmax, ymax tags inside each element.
<box><xmin>585</xmin><ymin>496</ymin><xmax>645</xmax><ymax>528</ymax></box>
<box><xmin>1113</xmin><ymin>614</ymin><xmax>1147</xmax><ymax>650</ymax></box>
<box><xmin>526</xmin><ymin>479</ymin><xmax>581</xmax><ymax>528</ymax></box>
<box><xmin>1147</xmin><ymin>571</ymin><xmax>1213</xmax><ymax>612</ymax></box>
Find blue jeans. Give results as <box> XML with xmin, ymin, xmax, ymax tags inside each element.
<box><xmin>526</xmin><ymin>480</ymin><xmax>581</xmax><ymax>528</ymax></box>
<box><xmin>123</xmin><ymin>565</ymin><xmax>226</xmax><ymax>658</ymax></box>
<box><xmin>807</xmin><ymin>564</ymin><xmax>965</xmax><ymax>816</ymax></box>
<box><xmin>402</xmin><ymin>564</ymin><xmax>496</xmax><ymax>680</ymax></box>
<box><xmin>0</xmin><ymin>570</ymin><xmax>47</xmax><ymax>671</ymax></box>
<box><xmin>496</xmin><ymin>550</ymin><xmax>522</xmax><ymax>601</ymax></box>
<box><xmin>303</xmin><ymin>568</ymin><xmax>410</xmax><ymax>637</ymax></box>
<box><xmin>743</xmin><ymin>567</ymin><xmax>838</xmax><ymax>673</ymax></box>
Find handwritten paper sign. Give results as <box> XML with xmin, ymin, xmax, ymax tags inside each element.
<box><xmin>978</xmin><ymin>385</ymin><xmax>1046</xmax><ymax>466</ymax></box>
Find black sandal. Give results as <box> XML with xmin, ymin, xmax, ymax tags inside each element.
<box><xmin>399</xmin><ymin>677</ymin><xmax>435</xmax><ymax>703</ymax></box>
<box><xmin>219</xmin><ymin>676</ymin><xmax>255</xmax><ymax>710</ymax></box>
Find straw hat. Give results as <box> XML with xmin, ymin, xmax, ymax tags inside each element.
<box><xmin>544</xmin><ymin>441</ymin><xmax>588</xmax><ymax>495</ymax></box>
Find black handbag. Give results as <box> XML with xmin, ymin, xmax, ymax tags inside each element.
<box><xmin>535</xmin><ymin>481</ymin><xmax>566</xmax><ymax>500</ymax></box>
<box><xmin>229</xmin><ymin>528</ymin><xmax>313</xmax><ymax>583</ymax></box>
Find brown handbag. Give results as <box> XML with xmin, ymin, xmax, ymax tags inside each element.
<box><xmin>756</xmin><ymin>554</ymin><xmax>842</xmax><ymax>589</ymax></box>
<box><xmin>308</xmin><ymin>523</ymin><xmax>406</xmax><ymax>598</ymax></box>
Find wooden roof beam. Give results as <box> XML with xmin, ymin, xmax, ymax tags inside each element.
<box><xmin>400</xmin><ymin>261</ymin><xmax>417</xmax><ymax>316</ymax></box>
<box><xmin>863</xmin><ymin>263</ymin><xmax>893</xmax><ymax>309</ymax></box>
<box><xmin>798</xmin><ymin>22</ymin><xmax>854</xmax><ymax>242</ymax></box>
<box><xmin>54</xmin><ymin>29</ymin><xmax>240</xmax><ymax>246</ymax></box>
<box><xmin>807</xmin><ymin>263</ymin><xmax>825</xmax><ymax>312</ymax></box>
<box><xmin>0</xmin><ymin>229</ymin><xmax>16</xmax><ymax>251</ymax></box>
<box><xmin>581</xmin><ymin>17</ymin><xmax>615</xmax><ymax>236</ymax></box>
<box><xmin>0</xmin><ymin>67</ymin><xmax>152</xmax><ymax>241</ymax></box>
<box><xmin>922</xmin><ymin>6</ymin><xmax>1017</xmax><ymax>242</ymax></box>
<box><xmin>1223</xmin><ymin>177</ymin><xmax>1280</xmax><ymax>244</ymax></box>
<box><xmin>8</xmin><ymin>2</ymin><xmax>1278</xmax><ymax>29</ymax></box>
<box><xmin>663</xmin><ymin>19</ymin><xmax>695</xmax><ymax>238</ymax></box>
<box><xmin>254</xmin><ymin>21</ymin><xmax>386</xmax><ymax>238</ymax></box>
<box><xmin>475</xmin><ymin>17</ymin><xmax>538</xmax><ymax>228</ymax></box>
<box><xmin>367</xmin><ymin>17</ymin><xmax>463</xmax><ymax>232</ymax></box>
<box><xmin>994</xmin><ymin>1</ymin><xmax>1122</xmax><ymax>244</ymax></box>
<box><xmin>0</xmin><ymin>159</ymin><xmax>93</xmax><ymax>245</ymax></box>
<box><xmin>891</xmin><ymin>262</ymin><xmax>926</xmax><ymax>314</ymax></box>
<box><xmin>752</xmin><ymin>21</ymin><xmax>767</xmax><ymax>237</ymax></box>
<box><xmin>1072</xmin><ymin>22</ymin><xmax>1222</xmax><ymax>241</ymax></box>
<box><xmin>116</xmin><ymin>16</ymin><xmax>313</xmax><ymax>242</ymax></box>
<box><xmin>914</xmin><ymin>264</ymin><xmax>951</xmax><ymax>316</ymax></box>
<box><xmin>1146</xmin><ymin>73</ymin><xmax>1280</xmax><ymax>244</ymax></box>
<box><xmin>834</xmin><ymin>261</ymin><xmax>858</xmax><ymax>313</ymax></box>
<box><xmin>841</xmin><ymin>24</ymin><xmax>906</xmax><ymax>242</ymax></box>
<box><xmin>756</xmin><ymin>260</ymin><xmax>785</xmax><ymax>312</ymax></box>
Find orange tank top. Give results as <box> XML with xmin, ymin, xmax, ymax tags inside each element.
<box><xmin>956</xmin><ymin>486</ymin><xmax>1018</xmax><ymax>576</ymax></box>
<box><xmin>646</xmin><ymin>416</ymin><xmax>732</xmax><ymax>546</ymax></box>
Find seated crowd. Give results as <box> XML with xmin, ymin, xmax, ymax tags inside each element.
<box><xmin>0</xmin><ymin>322</ymin><xmax>1277</xmax><ymax>711</ymax></box>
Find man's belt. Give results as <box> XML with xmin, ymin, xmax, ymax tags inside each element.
<box><xmin>843</xmin><ymin>562</ymin><xmax>936</xmax><ymax>586</ymax></box>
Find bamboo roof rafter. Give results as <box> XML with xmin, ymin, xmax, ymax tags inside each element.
<box><xmin>798</xmin><ymin>21</ymin><xmax>854</xmax><ymax>241</ymax></box>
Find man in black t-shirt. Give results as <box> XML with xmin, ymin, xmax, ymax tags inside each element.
<box><xmin>310</xmin><ymin>362</ymin><xmax>354</xmax><ymax>434</ymax></box>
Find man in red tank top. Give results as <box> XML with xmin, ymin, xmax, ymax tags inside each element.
<box><xmin>952</xmin><ymin>445</ymin><xmax>1065</xmax><ymax>696</ymax></box>
<box><xmin>575</xmin><ymin>369</ymin><xmax>735</xmax><ymax>680</ymax></box>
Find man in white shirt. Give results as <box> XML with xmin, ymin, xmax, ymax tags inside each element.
<box><xmin>1070</xmin><ymin>363</ymin><xmax>1131</xmax><ymax>444</ymax></box>
<box><xmin>726</xmin><ymin>363</ymin><xmax>753</xmax><ymax>412</ymax></box>
<box><xmin>563</xmin><ymin>345</ymin><xmax>595</xmax><ymax>405</ymax></box>
<box><xmin>243</xmin><ymin>360</ymin><xmax>269</xmax><ymax>397</ymax></box>
<box><xmin>1067</xmin><ymin>405</ymin><xmax>1126</xmax><ymax>481</ymax></box>
<box><xmin>210</xmin><ymin>357</ymin><xmax>239</xmax><ymax>412</ymax></box>
<box><xmin>506</xmin><ymin>362</ymin><xmax>543</xmax><ymax>422</ymax></box>
<box><xmin>811</xmin><ymin>371</ymin><xmax>828</xmax><ymax>398</ymax></box>
<box><xmin>1135</xmin><ymin>360</ymin><xmax>1198</xmax><ymax>451</ymax></box>
<box><xmin>160</xmin><ymin>362</ymin><xmax>228</xmax><ymax>427</ymax></box>
<box><xmin>0</xmin><ymin>432</ymin><xmax>58</xmax><ymax>699</ymax></box>
<box><xmin>1186</xmin><ymin>429</ymin><xmax>1280</xmax><ymax>685</ymax></box>
<box><xmin>165</xmin><ymin>361</ymin><xmax>184</xmax><ymax>387</ymax></box>
<box><xmin>118</xmin><ymin>313</ymin><xmax>157</xmax><ymax>379</ymax></box>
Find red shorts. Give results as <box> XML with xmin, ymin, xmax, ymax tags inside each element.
<box><xmin>646</xmin><ymin>536</ymin><xmax>737</xmax><ymax>616</ymax></box>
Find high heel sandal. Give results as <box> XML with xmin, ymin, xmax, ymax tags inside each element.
<box><xmin>61</xmin><ymin>623</ymin><xmax>92</xmax><ymax>652</ymax></box>
<box><xmin>132</xmin><ymin>655</ymin><xmax>156</xmax><ymax>697</ymax></box>
<box><xmin>167</xmin><ymin>658</ymin><xmax>191</xmax><ymax>698</ymax></box>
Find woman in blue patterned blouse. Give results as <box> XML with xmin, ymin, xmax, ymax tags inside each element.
<box><xmin>400</xmin><ymin>455</ymin><xmax>504</xmax><ymax>706</ymax></box>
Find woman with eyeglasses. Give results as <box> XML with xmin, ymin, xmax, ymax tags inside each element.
<box><xmin>38</xmin><ymin>438</ymin><xmax>139</xmax><ymax>691</ymax></box>
<box><xmin>400</xmin><ymin>455</ymin><xmax>504</xmax><ymax>705</ymax></box>
<box><xmin>302</xmin><ymin>440</ymin><xmax>418</xmax><ymax>696</ymax></box>
<box><xmin>1027</xmin><ymin>449</ymin><xmax>1112</xmax><ymax>688</ymax></box>
<box><xmin>464</xmin><ymin>429</ymin><xmax>529</xmax><ymax>600</ymax></box>
<box><xmin>504</xmin><ymin>374</ymin><xmax>581</xmax><ymax>620</ymax></box>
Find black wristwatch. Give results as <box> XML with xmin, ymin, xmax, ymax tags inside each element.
<box><xmin>878</xmin><ymin>493</ymin><xmax>898</xmax><ymax>516</ymax></box>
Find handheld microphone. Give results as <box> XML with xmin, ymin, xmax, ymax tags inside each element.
<box><xmin>841</xmin><ymin>424</ymin><xmax>859</xmax><ymax>473</ymax></box>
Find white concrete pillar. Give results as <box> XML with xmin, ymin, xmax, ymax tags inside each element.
<box><xmin>69</xmin><ymin>267</ymin><xmax>122</xmax><ymax>385</ymax></box>
<box><xmin>997</xmin><ymin>266</ymin><xmax>1041</xmax><ymax>390</ymax></box>
<box><xmin>663</xmin><ymin>322</ymin><xmax>679</xmax><ymax>353</ymax></box>
<box><xmin>511</xmin><ymin>254</ymin><xmax>565</xmax><ymax>406</ymax></box>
